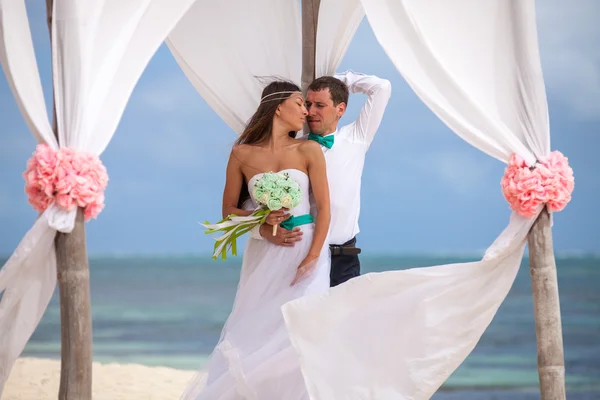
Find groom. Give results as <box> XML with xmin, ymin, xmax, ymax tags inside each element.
<box><xmin>252</xmin><ymin>70</ymin><xmax>391</xmax><ymax>287</ymax></box>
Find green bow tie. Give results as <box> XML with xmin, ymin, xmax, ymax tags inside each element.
<box><xmin>308</xmin><ymin>133</ymin><xmax>334</xmax><ymax>149</ymax></box>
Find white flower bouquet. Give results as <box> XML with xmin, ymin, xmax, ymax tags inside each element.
<box><xmin>203</xmin><ymin>171</ymin><xmax>302</xmax><ymax>259</ymax></box>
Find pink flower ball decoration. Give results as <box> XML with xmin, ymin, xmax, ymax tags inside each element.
<box><xmin>500</xmin><ymin>151</ymin><xmax>574</xmax><ymax>218</ymax></box>
<box><xmin>23</xmin><ymin>144</ymin><xmax>58</xmax><ymax>213</ymax></box>
<box><xmin>23</xmin><ymin>144</ymin><xmax>109</xmax><ymax>221</ymax></box>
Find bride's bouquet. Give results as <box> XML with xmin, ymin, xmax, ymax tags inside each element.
<box><xmin>203</xmin><ymin>171</ymin><xmax>302</xmax><ymax>259</ymax></box>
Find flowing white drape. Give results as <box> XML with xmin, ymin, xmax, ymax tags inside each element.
<box><xmin>316</xmin><ymin>0</ymin><xmax>364</xmax><ymax>78</ymax></box>
<box><xmin>166</xmin><ymin>0</ymin><xmax>302</xmax><ymax>134</ymax></box>
<box><xmin>167</xmin><ymin>0</ymin><xmax>364</xmax><ymax>131</ymax></box>
<box><xmin>0</xmin><ymin>0</ymin><xmax>196</xmax><ymax>391</ymax></box>
<box><xmin>282</xmin><ymin>1</ymin><xmax>551</xmax><ymax>399</ymax></box>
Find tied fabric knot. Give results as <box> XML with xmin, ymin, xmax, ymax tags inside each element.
<box><xmin>280</xmin><ymin>214</ymin><xmax>314</xmax><ymax>230</ymax></box>
<box><xmin>500</xmin><ymin>150</ymin><xmax>574</xmax><ymax>218</ymax></box>
<box><xmin>308</xmin><ymin>133</ymin><xmax>334</xmax><ymax>149</ymax></box>
<box><xmin>23</xmin><ymin>144</ymin><xmax>109</xmax><ymax>221</ymax></box>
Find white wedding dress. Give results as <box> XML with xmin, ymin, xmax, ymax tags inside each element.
<box><xmin>181</xmin><ymin>168</ymin><xmax>331</xmax><ymax>400</ymax></box>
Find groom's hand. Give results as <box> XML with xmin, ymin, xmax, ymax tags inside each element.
<box><xmin>259</xmin><ymin>223</ymin><xmax>303</xmax><ymax>247</ymax></box>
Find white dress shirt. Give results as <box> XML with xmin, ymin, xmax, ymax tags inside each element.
<box><xmin>250</xmin><ymin>70</ymin><xmax>392</xmax><ymax>245</ymax></box>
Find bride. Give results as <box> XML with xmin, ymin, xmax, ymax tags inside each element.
<box><xmin>181</xmin><ymin>81</ymin><xmax>331</xmax><ymax>400</ymax></box>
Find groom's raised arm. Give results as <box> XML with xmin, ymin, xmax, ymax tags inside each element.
<box><xmin>335</xmin><ymin>70</ymin><xmax>392</xmax><ymax>149</ymax></box>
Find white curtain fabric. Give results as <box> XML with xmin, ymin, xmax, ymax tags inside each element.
<box><xmin>167</xmin><ymin>0</ymin><xmax>364</xmax><ymax>132</ymax></box>
<box><xmin>167</xmin><ymin>0</ymin><xmax>302</xmax><ymax>134</ymax></box>
<box><xmin>282</xmin><ymin>1</ymin><xmax>551</xmax><ymax>399</ymax></box>
<box><xmin>316</xmin><ymin>0</ymin><xmax>364</xmax><ymax>78</ymax></box>
<box><xmin>0</xmin><ymin>0</ymin><xmax>196</xmax><ymax>391</ymax></box>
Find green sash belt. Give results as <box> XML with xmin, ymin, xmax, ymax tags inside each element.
<box><xmin>280</xmin><ymin>214</ymin><xmax>313</xmax><ymax>230</ymax></box>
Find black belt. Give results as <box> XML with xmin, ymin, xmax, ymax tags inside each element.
<box><xmin>329</xmin><ymin>237</ymin><xmax>361</xmax><ymax>256</ymax></box>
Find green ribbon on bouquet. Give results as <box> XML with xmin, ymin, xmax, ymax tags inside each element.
<box><xmin>202</xmin><ymin>208</ymin><xmax>271</xmax><ymax>260</ymax></box>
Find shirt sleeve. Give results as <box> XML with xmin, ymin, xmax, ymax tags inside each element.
<box><xmin>334</xmin><ymin>70</ymin><xmax>392</xmax><ymax>149</ymax></box>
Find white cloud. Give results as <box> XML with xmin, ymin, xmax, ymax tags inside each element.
<box><xmin>536</xmin><ymin>0</ymin><xmax>600</xmax><ymax>119</ymax></box>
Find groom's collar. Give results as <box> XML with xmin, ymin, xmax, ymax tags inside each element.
<box><xmin>301</xmin><ymin>128</ymin><xmax>338</xmax><ymax>140</ymax></box>
<box><xmin>322</xmin><ymin>129</ymin><xmax>337</xmax><ymax>138</ymax></box>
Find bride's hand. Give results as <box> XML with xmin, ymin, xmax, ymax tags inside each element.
<box><xmin>291</xmin><ymin>254</ymin><xmax>319</xmax><ymax>286</ymax></box>
<box><xmin>265</xmin><ymin>209</ymin><xmax>290</xmax><ymax>226</ymax></box>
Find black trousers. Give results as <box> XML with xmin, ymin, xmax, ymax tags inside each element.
<box><xmin>329</xmin><ymin>237</ymin><xmax>361</xmax><ymax>287</ymax></box>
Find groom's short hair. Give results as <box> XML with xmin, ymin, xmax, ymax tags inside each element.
<box><xmin>308</xmin><ymin>76</ymin><xmax>349</xmax><ymax>106</ymax></box>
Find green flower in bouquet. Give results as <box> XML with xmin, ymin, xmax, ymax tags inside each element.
<box><xmin>202</xmin><ymin>171</ymin><xmax>304</xmax><ymax>260</ymax></box>
<box><xmin>252</xmin><ymin>172</ymin><xmax>302</xmax><ymax>210</ymax></box>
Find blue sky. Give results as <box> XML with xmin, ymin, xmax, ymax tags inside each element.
<box><xmin>1</xmin><ymin>1</ymin><xmax>598</xmax><ymax>257</ymax></box>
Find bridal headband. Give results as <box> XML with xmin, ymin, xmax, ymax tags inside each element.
<box><xmin>260</xmin><ymin>91</ymin><xmax>302</xmax><ymax>104</ymax></box>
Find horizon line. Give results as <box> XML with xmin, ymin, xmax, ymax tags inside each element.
<box><xmin>2</xmin><ymin>250</ymin><xmax>598</xmax><ymax>261</ymax></box>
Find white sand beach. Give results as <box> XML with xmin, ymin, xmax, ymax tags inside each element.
<box><xmin>3</xmin><ymin>357</ymin><xmax>199</xmax><ymax>400</ymax></box>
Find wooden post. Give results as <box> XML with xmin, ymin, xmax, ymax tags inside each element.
<box><xmin>301</xmin><ymin>0</ymin><xmax>321</xmax><ymax>93</ymax></box>
<box><xmin>46</xmin><ymin>1</ymin><xmax>94</xmax><ymax>399</ymax></box>
<box><xmin>528</xmin><ymin>207</ymin><xmax>566</xmax><ymax>400</ymax></box>
<box><xmin>301</xmin><ymin>0</ymin><xmax>320</xmax><ymax>137</ymax></box>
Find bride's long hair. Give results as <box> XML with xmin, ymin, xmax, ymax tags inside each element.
<box><xmin>235</xmin><ymin>80</ymin><xmax>302</xmax><ymax>208</ymax></box>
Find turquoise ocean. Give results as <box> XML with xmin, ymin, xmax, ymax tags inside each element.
<box><xmin>10</xmin><ymin>254</ymin><xmax>599</xmax><ymax>399</ymax></box>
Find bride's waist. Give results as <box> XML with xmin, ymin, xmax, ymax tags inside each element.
<box><xmin>279</xmin><ymin>212</ymin><xmax>314</xmax><ymax>231</ymax></box>
<box><xmin>288</xmin><ymin>211</ymin><xmax>311</xmax><ymax>217</ymax></box>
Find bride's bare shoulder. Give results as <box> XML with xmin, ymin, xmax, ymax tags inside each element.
<box><xmin>232</xmin><ymin>143</ymin><xmax>253</xmax><ymax>152</ymax></box>
<box><xmin>298</xmin><ymin>139</ymin><xmax>321</xmax><ymax>154</ymax></box>
<box><xmin>231</xmin><ymin>143</ymin><xmax>259</xmax><ymax>159</ymax></box>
